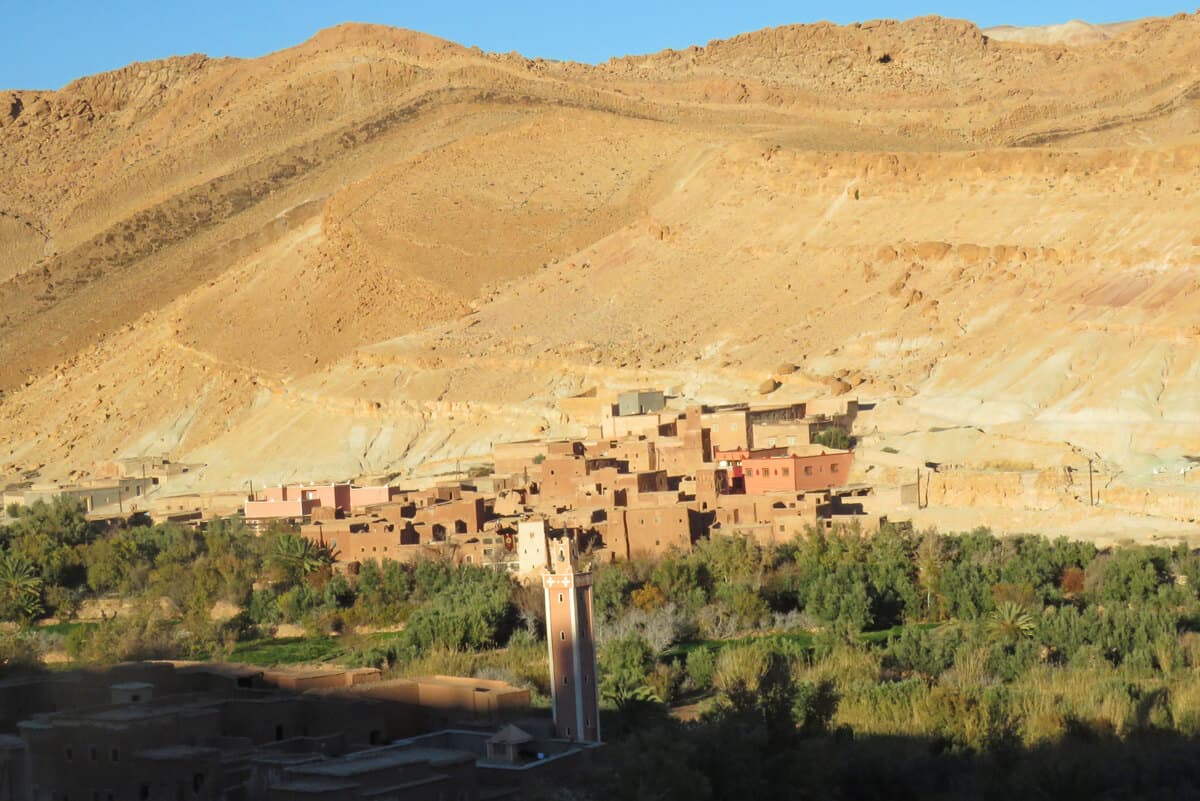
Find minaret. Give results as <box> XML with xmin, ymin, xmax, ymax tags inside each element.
<box><xmin>542</xmin><ymin>536</ymin><xmax>601</xmax><ymax>742</ymax></box>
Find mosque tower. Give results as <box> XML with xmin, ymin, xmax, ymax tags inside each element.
<box><xmin>541</xmin><ymin>536</ymin><xmax>601</xmax><ymax>742</ymax></box>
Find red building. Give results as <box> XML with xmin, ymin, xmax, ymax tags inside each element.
<box><xmin>741</xmin><ymin>450</ymin><xmax>852</xmax><ymax>493</ymax></box>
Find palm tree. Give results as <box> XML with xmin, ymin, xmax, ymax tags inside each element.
<box><xmin>269</xmin><ymin>535</ymin><xmax>330</xmax><ymax>584</ymax></box>
<box><xmin>989</xmin><ymin>601</ymin><xmax>1036</xmax><ymax>647</ymax></box>
<box><xmin>0</xmin><ymin>552</ymin><xmax>44</xmax><ymax>622</ymax></box>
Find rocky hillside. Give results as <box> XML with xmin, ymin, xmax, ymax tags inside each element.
<box><xmin>2</xmin><ymin>15</ymin><xmax>1199</xmax><ymax>535</ymax></box>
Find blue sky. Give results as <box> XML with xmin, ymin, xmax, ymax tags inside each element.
<box><xmin>2</xmin><ymin>1</ymin><xmax>1192</xmax><ymax>90</ymax></box>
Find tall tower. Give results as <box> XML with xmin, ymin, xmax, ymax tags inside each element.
<box><xmin>542</xmin><ymin>537</ymin><xmax>601</xmax><ymax>742</ymax></box>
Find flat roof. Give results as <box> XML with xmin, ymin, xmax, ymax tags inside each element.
<box><xmin>290</xmin><ymin>747</ymin><xmax>470</xmax><ymax>777</ymax></box>
<box><xmin>270</xmin><ymin>779</ymin><xmax>361</xmax><ymax>794</ymax></box>
<box><xmin>136</xmin><ymin>745</ymin><xmax>219</xmax><ymax>760</ymax></box>
<box><xmin>248</xmin><ymin>752</ymin><xmax>326</xmax><ymax>766</ymax></box>
<box><xmin>172</xmin><ymin>661</ymin><xmax>264</xmax><ymax>677</ymax></box>
<box><xmin>73</xmin><ymin>703</ymin><xmax>212</xmax><ymax>723</ymax></box>
<box><xmin>409</xmin><ymin>675</ymin><xmax>524</xmax><ymax>693</ymax></box>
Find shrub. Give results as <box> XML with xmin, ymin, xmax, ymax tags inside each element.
<box><xmin>686</xmin><ymin>647</ymin><xmax>718</xmax><ymax>690</ymax></box>
<box><xmin>886</xmin><ymin>624</ymin><xmax>966</xmax><ymax>678</ymax></box>
<box><xmin>402</xmin><ymin>566</ymin><xmax>514</xmax><ymax>654</ymax></box>
<box><xmin>646</xmin><ymin>661</ymin><xmax>685</xmax><ymax>705</ymax></box>
<box><xmin>0</xmin><ymin>629</ymin><xmax>43</xmax><ymax>673</ymax></box>
<box><xmin>793</xmin><ymin>680</ymin><xmax>839</xmax><ymax>736</ymax></box>
<box><xmin>814</xmin><ymin>428</ymin><xmax>851</xmax><ymax>449</ymax></box>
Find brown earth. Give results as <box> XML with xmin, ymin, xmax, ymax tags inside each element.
<box><xmin>2</xmin><ymin>15</ymin><xmax>1200</xmax><ymax>536</ymax></box>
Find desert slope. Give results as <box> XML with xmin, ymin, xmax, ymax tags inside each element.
<box><xmin>1</xmin><ymin>15</ymin><xmax>1200</xmax><ymax>535</ymax></box>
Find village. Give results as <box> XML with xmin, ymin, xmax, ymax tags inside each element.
<box><xmin>3</xmin><ymin>390</ymin><xmax>913</xmax><ymax>582</ymax></box>
<box><xmin>0</xmin><ymin>389</ymin><xmax>903</xmax><ymax>801</ymax></box>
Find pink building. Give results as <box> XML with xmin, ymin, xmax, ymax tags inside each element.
<box><xmin>741</xmin><ymin>450</ymin><xmax>852</xmax><ymax>494</ymax></box>
<box><xmin>243</xmin><ymin>483</ymin><xmax>404</xmax><ymax>520</ymax></box>
<box><xmin>244</xmin><ymin>483</ymin><xmax>352</xmax><ymax>520</ymax></box>
<box><xmin>349</xmin><ymin>485</ymin><xmax>402</xmax><ymax>509</ymax></box>
<box><xmin>713</xmin><ymin>446</ymin><xmax>787</xmax><ymax>492</ymax></box>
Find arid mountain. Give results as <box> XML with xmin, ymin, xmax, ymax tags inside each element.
<box><xmin>2</xmin><ymin>15</ymin><xmax>1199</xmax><ymax>536</ymax></box>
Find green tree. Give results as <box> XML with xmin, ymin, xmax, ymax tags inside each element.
<box><xmin>989</xmin><ymin>602</ymin><xmax>1036</xmax><ymax>648</ymax></box>
<box><xmin>686</xmin><ymin>646</ymin><xmax>718</xmax><ymax>690</ymax></box>
<box><xmin>0</xmin><ymin>552</ymin><xmax>43</xmax><ymax>622</ymax></box>
<box><xmin>813</xmin><ymin>427</ymin><xmax>851</xmax><ymax>449</ymax></box>
<box><xmin>269</xmin><ymin>534</ymin><xmax>329</xmax><ymax>585</ymax></box>
<box><xmin>403</xmin><ymin>566</ymin><xmax>514</xmax><ymax>654</ymax></box>
<box><xmin>3</xmin><ymin>497</ymin><xmax>91</xmax><ymax>588</ymax></box>
<box><xmin>915</xmin><ymin>531</ymin><xmax>946</xmax><ymax>620</ymax></box>
<box><xmin>865</xmin><ymin>524</ymin><xmax>919</xmax><ymax>626</ymax></box>
<box><xmin>599</xmin><ymin>635</ymin><xmax>659</xmax><ymax>715</ymax></box>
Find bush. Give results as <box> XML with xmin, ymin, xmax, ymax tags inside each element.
<box><xmin>646</xmin><ymin>661</ymin><xmax>685</xmax><ymax>705</ymax></box>
<box><xmin>0</xmin><ymin>629</ymin><xmax>43</xmax><ymax>673</ymax></box>
<box><xmin>814</xmin><ymin>428</ymin><xmax>851</xmax><ymax>449</ymax></box>
<box><xmin>600</xmin><ymin>635</ymin><xmax>657</xmax><ymax>706</ymax></box>
<box><xmin>886</xmin><ymin>624</ymin><xmax>966</xmax><ymax>678</ymax></box>
<box><xmin>64</xmin><ymin>610</ymin><xmax>181</xmax><ymax>664</ymax></box>
<box><xmin>687</xmin><ymin>647</ymin><xmax>718</xmax><ymax>691</ymax></box>
<box><xmin>793</xmin><ymin>680</ymin><xmax>839</xmax><ymax>736</ymax></box>
<box><xmin>247</xmin><ymin>588</ymin><xmax>283</xmax><ymax>626</ymax></box>
<box><xmin>402</xmin><ymin>566</ymin><xmax>514</xmax><ymax>655</ymax></box>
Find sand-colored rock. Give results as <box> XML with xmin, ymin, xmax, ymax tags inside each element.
<box><xmin>1</xmin><ymin>16</ymin><xmax>1199</xmax><ymax>537</ymax></box>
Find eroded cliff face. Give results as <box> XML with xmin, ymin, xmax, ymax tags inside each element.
<box><xmin>2</xmin><ymin>16</ymin><xmax>1199</xmax><ymax>536</ymax></box>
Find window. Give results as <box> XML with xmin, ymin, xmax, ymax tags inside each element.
<box><xmin>558</xmin><ymin>593</ymin><xmax>564</xmax><ymax>603</ymax></box>
<box><xmin>564</xmin><ymin>676</ymin><xmax>570</xmax><ymax>686</ymax></box>
<box><xmin>139</xmin><ymin>786</ymin><xmax>150</xmax><ymax>801</ymax></box>
<box><xmin>781</xmin><ymin>468</ymin><xmax>790</xmax><ymax>476</ymax></box>
<box><xmin>193</xmin><ymin>773</ymin><xmax>206</xmax><ymax>793</ymax></box>
<box><xmin>111</xmin><ymin>748</ymin><xmax>119</xmax><ymax>762</ymax></box>
<box><xmin>64</xmin><ymin>747</ymin><xmax>72</xmax><ymax>761</ymax></box>
<box><xmin>831</xmin><ymin>464</ymin><xmax>840</xmax><ymax>473</ymax></box>
<box><xmin>565</xmin><ymin>727</ymin><xmax>572</xmax><ymax>737</ymax></box>
<box><xmin>804</xmin><ymin>466</ymin><xmax>813</xmax><ymax>476</ymax></box>
<box><xmin>560</xmin><ymin>631</ymin><xmax>566</xmax><ymax>641</ymax></box>
<box><xmin>90</xmin><ymin>747</ymin><xmax>98</xmax><ymax>761</ymax></box>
